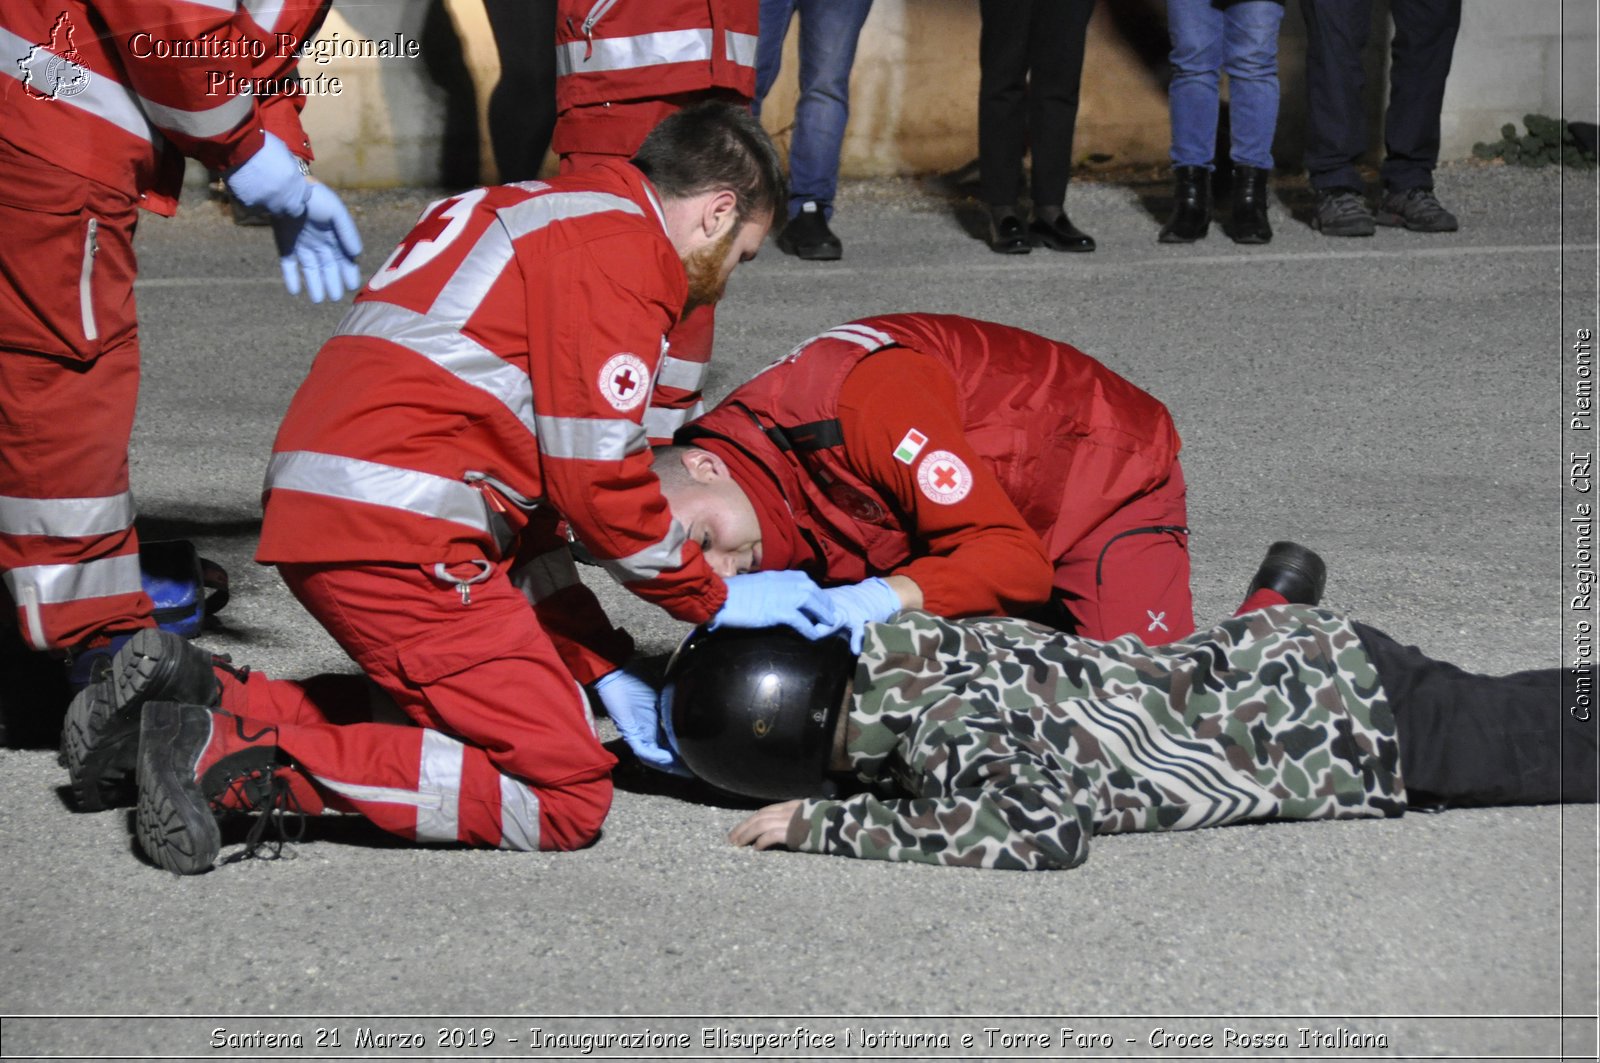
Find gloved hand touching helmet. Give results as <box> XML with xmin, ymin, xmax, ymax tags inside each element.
<box><xmin>594</xmin><ymin>666</ymin><xmax>689</xmax><ymax>776</ymax></box>
<box><xmin>818</xmin><ymin>577</ymin><xmax>904</xmax><ymax>653</ymax></box>
<box><xmin>226</xmin><ymin>133</ymin><xmax>363</xmax><ymax>302</ymax></box>
<box><xmin>710</xmin><ymin>570</ymin><xmax>840</xmax><ymax>639</ymax></box>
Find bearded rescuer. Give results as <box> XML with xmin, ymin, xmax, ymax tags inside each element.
<box><xmin>60</xmin><ymin>103</ymin><xmax>846</xmax><ymax>873</ymax></box>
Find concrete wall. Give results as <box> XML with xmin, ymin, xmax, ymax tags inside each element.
<box><xmin>277</xmin><ymin>0</ymin><xmax>1599</xmax><ymax>187</ymax></box>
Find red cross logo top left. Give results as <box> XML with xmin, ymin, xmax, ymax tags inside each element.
<box><xmin>598</xmin><ymin>353</ymin><xmax>650</xmax><ymax>413</ymax></box>
<box><xmin>915</xmin><ymin>450</ymin><xmax>973</xmax><ymax>505</ymax></box>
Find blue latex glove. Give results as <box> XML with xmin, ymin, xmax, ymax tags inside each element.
<box><xmin>819</xmin><ymin>577</ymin><xmax>903</xmax><ymax>653</ymax></box>
<box><xmin>226</xmin><ymin>133</ymin><xmax>363</xmax><ymax>302</ymax></box>
<box><xmin>225</xmin><ymin>132</ymin><xmax>311</xmax><ymax>214</ymax></box>
<box><xmin>709</xmin><ymin>570</ymin><xmax>840</xmax><ymax>639</ymax></box>
<box><xmin>594</xmin><ymin>668</ymin><xmax>690</xmax><ymax>776</ymax></box>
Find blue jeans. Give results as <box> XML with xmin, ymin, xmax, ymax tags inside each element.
<box><xmin>753</xmin><ymin>0</ymin><xmax>874</xmax><ymax>219</ymax></box>
<box><xmin>1166</xmin><ymin>0</ymin><xmax>1285</xmax><ymax>170</ymax></box>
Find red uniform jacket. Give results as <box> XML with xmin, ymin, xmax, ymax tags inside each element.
<box><xmin>554</xmin><ymin>0</ymin><xmax>757</xmax><ymax>113</ymax></box>
<box><xmin>680</xmin><ymin>314</ymin><xmax>1183</xmax><ymax>617</ymax></box>
<box><xmin>258</xmin><ymin>161</ymin><xmax>727</xmax><ymax>684</ymax></box>
<box><xmin>0</xmin><ymin>0</ymin><xmax>325</xmax><ymax>215</ymax></box>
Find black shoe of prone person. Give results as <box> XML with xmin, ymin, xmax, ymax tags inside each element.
<box><xmin>1247</xmin><ymin>541</ymin><xmax>1327</xmax><ymax>606</ymax></box>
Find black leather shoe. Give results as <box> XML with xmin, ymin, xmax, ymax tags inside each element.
<box><xmin>1246</xmin><ymin>541</ymin><xmax>1327</xmax><ymax>606</ymax></box>
<box><xmin>776</xmin><ymin>203</ymin><xmax>843</xmax><ymax>260</ymax></box>
<box><xmin>1227</xmin><ymin>165</ymin><xmax>1273</xmax><ymax>244</ymax></box>
<box><xmin>987</xmin><ymin>209</ymin><xmax>1031</xmax><ymax>254</ymax></box>
<box><xmin>1029</xmin><ymin>212</ymin><xmax>1095</xmax><ymax>252</ymax></box>
<box><xmin>1159</xmin><ymin>165</ymin><xmax>1212</xmax><ymax>243</ymax></box>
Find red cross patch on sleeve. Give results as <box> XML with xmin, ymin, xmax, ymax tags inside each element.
<box><xmin>915</xmin><ymin>450</ymin><xmax>973</xmax><ymax>504</ymax></box>
<box><xmin>598</xmin><ymin>353</ymin><xmax>650</xmax><ymax>413</ymax></box>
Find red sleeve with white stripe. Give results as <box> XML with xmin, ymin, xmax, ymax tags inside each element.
<box><xmin>527</xmin><ymin>231</ymin><xmax>728</xmax><ymax>625</ymax></box>
<box><xmin>836</xmin><ymin>349</ymin><xmax>1055</xmax><ymax>617</ymax></box>
<box><xmin>643</xmin><ymin>302</ymin><xmax>713</xmax><ymax>446</ymax></box>
<box><xmin>97</xmin><ymin>1</ymin><xmax>276</xmax><ymax>170</ymax></box>
<box><xmin>238</xmin><ymin>0</ymin><xmax>330</xmax><ymax>161</ymax></box>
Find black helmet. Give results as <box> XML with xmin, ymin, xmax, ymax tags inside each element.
<box><xmin>663</xmin><ymin>625</ymin><xmax>855</xmax><ymax>800</ymax></box>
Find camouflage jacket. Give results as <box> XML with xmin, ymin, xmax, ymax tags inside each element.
<box><xmin>790</xmin><ymin>607</ymin><xmax>1407</xmax><ymax>870</ymax></box>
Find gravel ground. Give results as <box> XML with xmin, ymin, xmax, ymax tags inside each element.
<box><xmin>1</xmin><ymin>161</ymin><xmax>1596</xmax><ymax>1061</ymax></box>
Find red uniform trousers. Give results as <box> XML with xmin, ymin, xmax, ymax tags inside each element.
<box><xmin>0</xmin><ymin>143</ymin><xmax>153</xmax><ymax>649</ymax></box>
<box><xmin>1051</xmin><ymin>462</ymin><xmax>1194</xmax><ymax>643</ymax></box>
<box><xmin>208</xmin><ymin>560</ymin><xmax>615</xmax><ymax>851</ymax></box>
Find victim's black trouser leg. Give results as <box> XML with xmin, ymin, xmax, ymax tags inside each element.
<box><xmin>1354</xmin><ymin>624</ymin><xmax>1597</xmax><ymax>807</ymax></box>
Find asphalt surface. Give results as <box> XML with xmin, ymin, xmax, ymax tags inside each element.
<box><xmin>2</xmin><ymin>163</ymin><xmax>1597</xmax><ymax>1061</ymax></box>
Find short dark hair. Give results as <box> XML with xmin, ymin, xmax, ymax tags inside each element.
<box><xmin>631</xmin><ymin>100</ymin><xmax>787</xmax><ymax>224</ymax></box>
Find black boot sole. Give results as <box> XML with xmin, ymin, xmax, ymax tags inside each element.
<box><xmin>62</xmin><ymin>628</ymin><xmax>220</xmax><ymax>811</ymax></box>
<box><xmin>136</xmin><ymin>701</ymin><xmax>222</xmax><ymax>875</ymax></box>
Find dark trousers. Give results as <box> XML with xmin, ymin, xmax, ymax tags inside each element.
<box><xmin>483</xmin><ymin>0</ymin><xmax>558</xmax><ymax>182</ymax></box>
<box><xmin>977</xmin><ymin>0</ymin><xmax>1097</xmax><ymax>208</ymax></box>
<box><xmin>1299</xmin><ymin>0</ymin><xmax>1461</xmax><ymax>192</ymax></box>
<box><xmin>1355</xmin><ymin>624</ymin><xmax>1597</xmax><ymax>808</ymax></box>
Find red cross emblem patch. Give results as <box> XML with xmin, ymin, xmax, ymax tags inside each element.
<box><xmin>915</xmin><ymin>450</ymin><xmax>972</xmax><ymax>505</ymax></box>
<box><xmin>598</xmin><ymin>353</ymin><xmax>650</xmax><ymax>412</ymax></box>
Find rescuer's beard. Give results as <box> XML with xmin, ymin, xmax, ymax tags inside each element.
<box><xmin>683</xmin><ymin>227</ymin><xmax>737</xmax><ymax>310</ymax></box>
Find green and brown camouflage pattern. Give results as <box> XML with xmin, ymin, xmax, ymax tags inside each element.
<box><xmin>791</xmin><ymin>606</ymin><xmax>1405</xmax><ymax>870</ymax></box>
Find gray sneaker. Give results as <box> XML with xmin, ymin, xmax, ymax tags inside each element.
<box><xmin>1375</xmin><ymin>187</ymin><xmax>1459</xmax><ymax>232</ymax></box>
<box><xmin>1312</xmin><ymin>189</ymin><xmax>1376</xmax><ymax>237</ymax></box>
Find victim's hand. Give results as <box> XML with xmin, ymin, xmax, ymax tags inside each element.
<box><xmin>727</xmin><ymin>800</ymin><xmax>803</xmax><ymax>850</ymax></box>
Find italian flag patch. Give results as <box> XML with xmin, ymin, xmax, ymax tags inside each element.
<box><xmin>893</xmin><ymin>428</ymin><xmax>929</xmax><ymax>465</ymax></box>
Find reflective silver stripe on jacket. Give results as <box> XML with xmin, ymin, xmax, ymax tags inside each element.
<box><xmin>0</xmin><ymin>492</ymin><xmax>134</xmax><ymax>538</ymax></box>
<box><xmin>510</xmin><ymin>547</ymin><xmax>580</xmax><ymax>604</ymax></box>
<box><xmin>497</xmin><ymin>775</ymin><xmax>543</xmax><ymax>851</ymax></box>
<box><xmin>654</xmin><ymin>353</ymin><xmax>706</xmax><ymax>393</ymax></box>
<box><xmin>240</xmin><ymin>0</ymin><xmax>285</xmax><ymax>32</ymax></box>
<box><xmin>335</xmin><ymin>302</ymin><xmax>536</xmax><ymax>432</ymax></box>
<box><xmin>428</xmin><ymin>191</ymin><xmax>647</xmax><ymax>327</ymax></box>
<box><xmin>265</xmin><ymin>451</ymin><xmax>494</xmax><ymax>535</ymax></box>
<box><xmin>724</xmin><ymin>30</ymin><xmax>757</xmax><ymax>66</ymax></box>
<box><xmin>811</xmin><ymin>323</ymin><xmax>895</xmax><ymax>352</ymax></box>
<box><xmin>139</xmin><ymin>88</ymin><xmax>254</xmax><ymax>140</ymax></box>
<box><xmin>0</xmin><ymin>27</ymin><xmax>149</xmax><ymax>141</ymax></box>
<box><xmin>0</xmin><ymin>24</ymin><xmax>252</xmax><ymax>142</ymax></box>
<box><xmin>555</xmin><ymin>28</ymin><xmax>714</xmax><ymax>77</ymax></box>
<box><xmin>642</xmin><ymin>402</ymin><xmax>700</xmax><ymax>442</ymax></box>
<box><xmin>593</xmin><ymin>518</ymin><xmax>688</xmax><ymax>584</ymax></box>
<box><xmin>534</xmin><ymin>415</ymin><xmax>646</xmax><ymax>462</ymax></box>
<box><xmin>2</xmin><ymin>553</ymin><xmax>142</xmax><ymax>605</ymax></box>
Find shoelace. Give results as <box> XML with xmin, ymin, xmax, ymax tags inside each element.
<box><xmin>220</xmin><ymin>773</ymin><xmax>307</xmax><ymax>865</ymax></box>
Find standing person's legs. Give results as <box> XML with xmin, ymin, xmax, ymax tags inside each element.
<box><xmin>977</xmin><ymin>0</ymin><xmax>1033</xmax><ymax>210</ymax></box>
<box><xmin>482</xmin><ymin>0</ymin><xmax>558</xmax><ymax>182</ymax></box>
<box><xmin>1166</xmin><ymin>0</ymin><xmax>1225</xmax><ymax>169</ymax></box>
<box><xmin>753</xmin><ymin>0</ymin><xmax>799</xmax><ymax>116</ymax></box>
<box><xmin>1298</xmin><ymin>0</ymin><xmax>1374</xmax><ymax>192</ymax></box>
<box><xmin>787</xmin><ymin>0</ymin><xmax>874</xmax><ymax>220</ymax></box>
<box><xmin>0</xmin><ymin>156</ymin><xmax>150</xmax><ymax>660</ymax></box>
<box><xmin>1355</xmin><ymin>624</ymin><xmax>1597</xmax><ymax>807</ymax></box>
<box><xmin>1221</xmin><ymin>0</ymin><xmax>1285</xmax><ymax>171</ymax></box>
<box><xmin>1052</xmin><ymin>466</ymin><xmax>1194</xmax><ymax>643</ymax></box>
<box><xmin>1022</xmin><ymin>0</ymin><xmax>1095</xmax><ymax>210</ymax></box>
<box><xmin>1379</xmin><ymin>0</ymin><xmax>1461</xmax><ymax>192</ymax></box>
